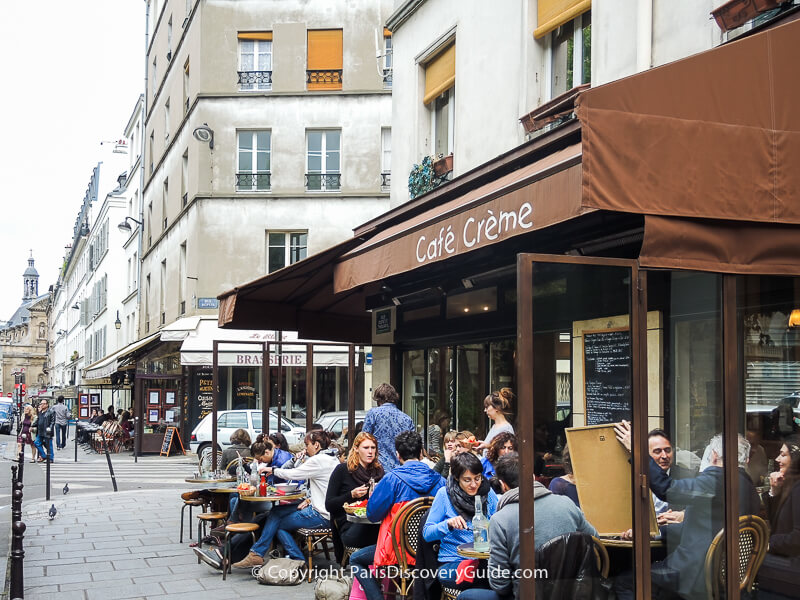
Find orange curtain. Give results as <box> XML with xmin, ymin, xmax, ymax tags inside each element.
<box><xmin>238</xmin><ymin>32</ymin><xmax>273</xmax><ymax>41</ymax></box>
<box><xmin>534</xmin><ymin>0</ymin><xmax>590</xmax><ymax>39</ymax></box>
<box><xmin>308</xmin><ymin>29</ymin><xmax>343</xmax><ymax>90</ymax></box>
<box><xmin>423</xmin><ymin>43</ymin><xmax>455</xmax><ymax>105</ymax></box>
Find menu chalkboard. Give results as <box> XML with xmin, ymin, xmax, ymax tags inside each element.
<box><xmin>160</xmin><ymin>426</ymin><xmax>186</xmax><ymax>456</ymax></box>
<box><xmin>583</xmin><ymin>329</ymin><xmax>632</xmax><ymax>425</ymax></box>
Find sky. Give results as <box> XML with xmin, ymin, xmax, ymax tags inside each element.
<box><xmin>0</xmin><ymin>1</ymin><xmax>145</xmax><ymax>321</ymax></box>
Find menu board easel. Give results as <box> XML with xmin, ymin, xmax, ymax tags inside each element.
<box><xmin>160</xmin><ymin>426</ymin><xmax>186</xmax><ymax>456</ymax></box>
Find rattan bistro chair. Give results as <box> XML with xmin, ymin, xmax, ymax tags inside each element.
<box><xmin>704</xmin><ymin>514</ymin><xmax>769</xmax><ymax>600</ymax></box>
<box><xmin>388</xmin><ymin>496</ymin><xmax>435</xmax><ymax>598</ymax></box>
<box><xmin>297</xmin><ymin>527</ymin><xmax>334</xmax><ymax>582</ymax></box>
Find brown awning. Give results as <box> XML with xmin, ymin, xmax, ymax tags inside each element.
<box><xmin>577</xmin><ymin>18</ymin><xmax>800</xmax><ymax>226</ymax></box>
<box><xmin>640</xmin><ymin>215</ymin><xmax>800</xmax><ymax>275</ymax></box>
<box><xmin>333</xmin><ymin>144</ymin><xmax>584</xmax><ymax>293</ymax></box>
<box><xmin>217</xmin><ymin>238</ymin><xmax>372</xmax><ymax>343</ymax></box>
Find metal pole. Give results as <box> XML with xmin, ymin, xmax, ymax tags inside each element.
<box><xmin>10</xmin><ymin>464</ymin><xmax>25</xmax><ymax>600</ymax></box>
<box><xmin>102</xmin><ymin>434</ymin><xmax>118</xmax><ymax>492</ymax></box>
<box><xmin>262</xmin><ymin>342</ymin><xmax>269</xmax><ymax>438</ymax></box>
<box><xmin>45</xmin><ymin>448</ymin><xmax>51</xmax><ymax>501</ymax></box>
<box><xmin>277</xmin><ymin>332</ymin><xmax>283</xmax><ymax>432</ymax></box>
<box><xmin>212</xmin><ymin>341</ymin><xmax>219</xmax><ymax>471</ymax></box>
<box><xmin>348</xmin><ymin>345</ymin><xmax>355</xmax><ymax>448</ymax></box>
<box><xmin>305</xmin><ymin>343</ymin><xmax>314</xmax><ymax>433</ymax></box>
<box><xmin>134</xmin><ymin>377</ymin><xmax>141</xmax><ymax>464</ymax></box>
<box><xmin>74</xmin><ymin>422</ymin><xmax>79</xmax><ymax>462</ymax></box>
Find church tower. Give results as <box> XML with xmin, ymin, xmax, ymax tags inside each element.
<box><xmin>23</xmin><ymin>252</ymin><xmax>39</xmax><ymax>300</ymax></box>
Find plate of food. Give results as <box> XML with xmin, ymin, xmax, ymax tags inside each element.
<box><xmin>343</xmin><ymin>499</ymin><xmax>368</xmax><ymax>515</ymax></box>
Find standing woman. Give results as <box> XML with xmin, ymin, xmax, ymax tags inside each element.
<box><xmin>423</xmin><ymin>452</ymin><xmax>498</xmax><ymax>588</ymax></box>
<box><xmin>326</xmin><ymin>432</ymin><xmax>384</xmax><ymax>562</ymax></box>
<box><xmin>477</xmin><ymin>389</ymin><xmax>515</xmax><ymax>455</ymax></box>
<box><xmin>19</xmin><ymin>404</ymin><xmax>36</xmax><ymax>463</ymax></box>
<box><xmin>758</xmin><ymin>434</ymin><xmax>800</xmax><ymax>598</ymax></box>
<box><xmin>233</xmin><ymin>430</ymin><xmax>339</xmax><ymax>569</ymax></box>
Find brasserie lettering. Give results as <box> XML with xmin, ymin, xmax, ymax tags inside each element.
<box><xmin>415</xmin><ymin>202</ymin><xmax>534</xmax><ymax>264</ymax></box>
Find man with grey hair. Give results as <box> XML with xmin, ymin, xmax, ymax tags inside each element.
<box><xmin>614</xmin><ymin>428</ymin><xmax>761</xmax><ymax>600</ymax></box>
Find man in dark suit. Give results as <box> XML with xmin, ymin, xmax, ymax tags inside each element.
<box><xmin>614</xmin><ymin>426</ymin><xmax>761</xmax><ymax>600</ymax></box>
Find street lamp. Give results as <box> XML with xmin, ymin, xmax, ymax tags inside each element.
<box><xmin>114</xmin><ymin>311</ymin><xmax>122</xmax><ymax>330</ymax></box>
<box><xmin>71</xmin><ymin>303</ymin><xmax>80</xmax><ymax>310</ymax></box>
<box><xmin>117</xmin><ymin>216</ymin><xmax>143</xmax><ymax>235</ymax></box>
<box><xmin>192</xmin><ymin>123</ymin><xmax>214</xmax><ymax>149</ymax></box>
<box><xmin>56</xmin><ymin>330</ymin><xmax>67</xmax><ymax>336</ymax></box>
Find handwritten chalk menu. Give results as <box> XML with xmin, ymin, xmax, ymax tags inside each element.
<box><xmin>583</xmin><ymin>328</ymin><xmax>632</xmax><ymax>425</ymax></box>
<box><xmin>160</xmin><ymin>426</ymin><xmax>185</xmax><ymax>456</ymax></box>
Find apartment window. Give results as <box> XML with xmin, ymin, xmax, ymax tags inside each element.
<box><xmin>237</xmin><ymin>131</ymin><xmax>271</xmax><ymax>191</ymax></box>
<box><xmin>182</xmin><ymin>150</ymin><xmax>188</xmax><ymax>205</ymax></box>
<box><xmin>162</xmin><ymin>179</ymin><xmax>168</xmax><ymax>230</ymax></box>
<box><xmin>238</xmin><ymin>33</ymin><xmax>272</xmax><ymax>90</ymax></box>
<box><xmin>424</xmin><ymin>43</ymin><xmax>455</xmax><ymax>157</ymax></box>
<box><xmin>183</xmin><ymin>59</ymin><xmax>190</xmax><ymax>114</ymax></box>
<box><xmin>149</xmin><ymin>132</ymin><xmax>154</xmax><ymax>174</ymax></box>
<box><xmin>145</xmin><ymin>273</ymin><xmax>151</xmax><ymax>333</ymax></box>
<box><xmin>164</xmin><ymin>98</ymin><xmax>170</xmax><ymax>143</ymax></box>
<box><xmin>267</xmin><ymin>232</ymin><xmax>308</xmax><ymax>273</ymax></box>
<box><xmin>549</xmin><ymin>11</ymin><xmax>591</xmax><ymax>98</ymax></box>
<box><xmin>160</xmin><ymin>259</ymin><xmax>166</xmax><ymax>325</ymax></box>
<box><xmin>179</xmin><ymin>242</ymin><xmax>187</xmax><ymax>314</ymax></box>
<box><xmin>383</xmin><ymin>29</ymin><xmax>393</xmax><ymax>89</ymax></box>
<box><xmin>381</xmin><ymin>128</ymin><xmax>391</xmax><ymax>190</ymax></box>
<box><xmin>306</xmin><ymin>130</ymin><xmax>340</xmax><ymax>191</ymax></box>
<box><xmin>167</xmin><ymin>17</ymin><xmax>173</xmax><ymax>60</ymax></box>
<box><xmin>307</xmin><ymin>30</ymin><xmax>343</xmax><ymax>90</ymax></box>
<box><xmin>152</xmin><ymin>58</ymin><xmax>157</xmax><ymax>99</ymax></box>
<box><xmin>147</xmin><ymin>202</ymin><xmax>153</xmax><ymax>247</ymax></box>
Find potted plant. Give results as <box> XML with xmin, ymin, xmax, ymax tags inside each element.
<box><xmin>70</xmin><ymin>351</ymin><xmax>79</xmax><ymax>362</ymax></box>
<box><xmin>408</xmin><ymin>156</ymin><xmax>435</xmax><ymax>199</ymax></box>
<box><xmin>433</xmin><ymin>153</ymin><xmax>454</xmax><ymax>176</ymax></box>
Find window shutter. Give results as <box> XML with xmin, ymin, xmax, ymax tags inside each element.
<box><xmin>535</xmin><ymin>0</ymin><xmax>591</xmax><ymax>39</ymax></box>
<box><xmin>423</xmin><ymin>43</ymin><xmax>455</xmax><ymax>105</ymax></box>
<box><xmin>307</xmin><ymin>29</ymin><xmax>343</xmax><ymax>90</ymax></box>
<box><xmin>238</xmin><ymin>31</ymin><xmax>272</xmax><ymax>40</ymax></box>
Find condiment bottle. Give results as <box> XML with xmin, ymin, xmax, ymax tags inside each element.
<box><xmin>259</xmin><ymin>472</ymin><xmax>267</xmax><ymax>497</ymax></box>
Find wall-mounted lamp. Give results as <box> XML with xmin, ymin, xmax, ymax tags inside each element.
<box><xmin>56</xmin><ymin>330</ymin><xmax>67</xmax><ymax>336</ymax></box>
<box><xmin>789</xmin><ymin>309</ymin><xmax>800</xmax><ymax>328</ymax></box>
<box><xmin>71</xmin><ymin>303</ymin><xmax>80</xmax><ymax>310</ymax></box>
<box><xmin>114</xmin><ymin>310</ymin><xmax>122</xmax><ymax>330</ymax></box>
<box><xmin>192</xmin><ymin>123</ymin><xmax>214</xmax><ymax>149</ymax></box>
<box><xmin>117</xmin><ymin>216</ymin><xmax>143</xmax><ymax>235</ymax></box>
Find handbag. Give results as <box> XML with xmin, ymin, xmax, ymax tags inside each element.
<box><xmin>315</xmin><ymin>574</ymin><xmax>353</xmax><ymax>600</ymax></box>
<box><xmin>253</xmin><ymin>557</ymin><xmax>306</xmax><ymax>585</ymax></box>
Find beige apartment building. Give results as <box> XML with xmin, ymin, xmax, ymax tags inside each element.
<box><xmin>127</xmin><ymin>0</ymin><xmax>393</xmax><ymax>446</ymax></box>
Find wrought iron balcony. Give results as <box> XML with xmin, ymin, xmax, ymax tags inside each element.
<box><xmin>306</xmin><ymin>69</ymin><xmax>343</xmax><ymax>88</ymax></box>
<box><xmin>236</xmin><ymin>172</ymin><xmax>271</xmax><ymax>191</ymax></box>
<box><xmin>381</xmin><ymin>172</ymin><xmax>391</xmax><ymax>189</ymax></box>
<box><xmin>185</xmin><ymin>96</ymin><xmax>190</xmax><ymax>114</ymax></box>
<box><xmin>305</xmin><ymin>173</ymin><xmax>341</xmax><ymax>191</ymax></box>
<box><xmin>238</xmin><ymin>70</ymin><xmax>273</xmax><ymax>88</ymax></box>
<box><xmin>383</xmin><ymin>68</ymin><xmax>393</xmax><ymax>89</ymax></box>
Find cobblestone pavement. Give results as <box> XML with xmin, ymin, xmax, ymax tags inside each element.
<box><xmin>17</xmin><ymin>487</ymin><xmax>332</xmax><ymax>599</ymax></box>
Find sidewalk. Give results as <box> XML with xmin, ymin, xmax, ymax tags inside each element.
<box><xmin>18</xmin><ymin>487</ymin><xmax>330</xmax><ymax>599</ymax></box>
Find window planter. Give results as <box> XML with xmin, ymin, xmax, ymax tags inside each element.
<box><xmin>433</xmin><ymin>154</ymin><xmax>453</xmax><ymax>176</ymax></box>
<box><xmin>711</xmin><ymin>0</ymin><xmax>783</xmax><ymax>31</ymax></box>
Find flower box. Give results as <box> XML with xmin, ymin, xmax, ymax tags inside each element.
<box><xmin>711</xmin><ymin>0</ymin><xmax>783</xmax><ymax>32</ymax></box>
<box><xmin>433</xmin><ymin>154</ymin><xmax>453</xmax><ymax>176</ymax></box>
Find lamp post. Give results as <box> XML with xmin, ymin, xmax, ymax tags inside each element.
<box><xmin>117</xmin><ymin>216</ymin><xmax>143</xmax><ymax>235</ymax></box>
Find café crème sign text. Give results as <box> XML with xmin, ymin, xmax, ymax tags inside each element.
<box><xmin>415</xmin><ymin>202</ymin><xmax>533</xmax><ymax>264</ymax></box>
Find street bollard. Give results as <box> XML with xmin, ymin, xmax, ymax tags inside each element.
<box><xmin>75</xmin><ymin>422</ymin><xmax>79</xmax><ymax>463</ymax></box>
<box><xmin>10</xmin><ymin>464</ymin><xmax>26</xmax><ymax>599</ymax></box>
<box><xmin>101</xmin><ymin>435</ymin><xmax>118</xmax><ymax>492</ymax></box>
<box><xmin>45</xmin><ymin>452</ymin><xmax>51</xmax><ymax>501</ymax></box>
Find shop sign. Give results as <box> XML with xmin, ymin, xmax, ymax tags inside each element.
<box><xmin>233</xmin><ymin>353</ymin><xmax>307</xmax><ymax>366</ymax></box>
<box><xmin>414</xmin><ymin>201</ymin><xmax>533</xmax><ymax>266</ymax></box>
<box><xmin>375</xmin><ymin>310</ymin><xmax>392</xmax><ymax>335</ymax></box>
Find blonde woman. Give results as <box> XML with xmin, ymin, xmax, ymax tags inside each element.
<box><xmin>477</xmin><ymin>388</ymin><xmax>515</xmax><ymax>455</ymax></box>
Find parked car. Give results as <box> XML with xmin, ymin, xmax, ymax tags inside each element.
<box><xmin>189</xmin><ymin>409</ymin><xmax>306</xmax><ymax>459</ymax></box>
<box><xmin>314</xmin><ymin>410</ymin><xmax>367</xmax><ymax>439</ymax></box>
<box><xmin>0</xmin><ymin>400</ymin><xmax>13</xmax><ymax>435</ymax></box>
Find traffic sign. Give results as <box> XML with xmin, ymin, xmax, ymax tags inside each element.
<box><xmin>5</xmin><ymin>392</ymin><xmax>10</xmax><ymax>397</ymax></box>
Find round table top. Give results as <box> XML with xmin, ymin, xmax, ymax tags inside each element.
<box><xmin>346</xmin><ymin>513</ymin><xmax>380</xmax><ymax>525</ymax></box>
<box><xmin>238</xmin><ymin>492</ymin><xmax>306</xmax><ymax>503</ymax></box>
<box><xmin>185</xmin><ymin>477</ymin><xmax>236</xmax><ymax>484</ymax></box>
<box><xmin>457</xmin><ymin>543</ymin><xmax>489</xmax><ymax>559</ymax></box>
<box><xmin>208</xmin><ymin>487</ymin><xmax>239</xmax><ymax>494</ymax></box>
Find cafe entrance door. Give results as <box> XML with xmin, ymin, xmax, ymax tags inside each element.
<box><xmin>516</xmin><ymin>254</ymin><xmax>652</xmax><ymax>599</ymax></box>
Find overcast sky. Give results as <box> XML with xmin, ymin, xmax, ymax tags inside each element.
<box><xmin>0</xmin><ymin>1</ymin><xmax>144</xmax><ymax>321</ymax></box>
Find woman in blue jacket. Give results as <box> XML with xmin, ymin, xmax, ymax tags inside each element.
<box><xmin>423</xmin><ymin>452</ymin><xmax>498</xmax><ymax>587</ymax></box>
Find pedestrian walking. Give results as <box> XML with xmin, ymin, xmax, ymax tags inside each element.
<box><xmin>52</xmin><ymin>396</ymin><xmax>70</xmax><ymax>450</ymax></box>
<box><xmin>33</xmin><ymin>399</ymin><xmax>55</xmax><ymax>463</ymax></box>
<box><xmin>18</xmin><ymin>404</ymin><xmax>37</xmax><ymax>463</ymax></box>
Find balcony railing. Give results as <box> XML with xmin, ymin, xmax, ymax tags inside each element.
<box><xmin>236</xmin><ymin>172</ymin><xmax>271</xmax><ymax>191</ymax></box>
<box><xmin>306</xmin><ymin>69</ymin><xmax>343</xmax><ymax>88</ymax></box>
<box><xmin>381</xmin><ymin>172</ymin><xmax>391</xmax><ymax>189</ymax></box>
<box><xmin>182</xmin><ymin>192</ymin><xmax>188</xmax><ymax>207</ymax></box>
<box><xmin>184</xmin><ymin>96</ymin><xmax>190</xmax><ymax>114</ymax></box>
<box><xmin>305</xmin><ymin>173</ymin><xmax>341</xmax><ymax>192</ymax></box>
<box><xmin>180</xmin><ymin>300</ymin><xmax>186</xmax><ymax>315</ymax></box>
<box><xmin>383</xmin><ymin>68</ymin><xmax>392</xmax><ymax>89</ymax></box>
<box><xmin>238</xmin><ymin>70</ymin><xmax>272</xmax><ymax>89</ymax></box>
